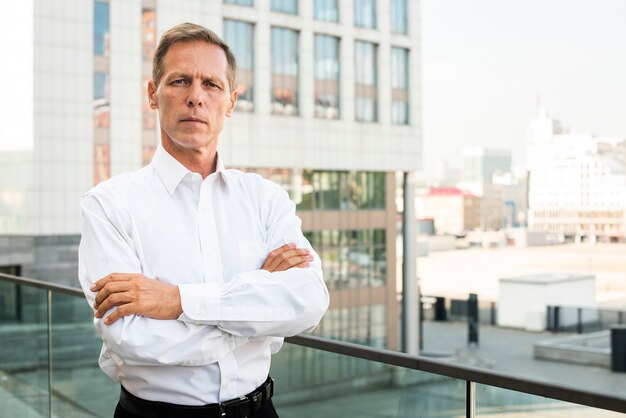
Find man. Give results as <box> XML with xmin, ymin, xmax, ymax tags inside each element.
<box><xmin>78</xmin><ymin>22</ymin><xmax>329</xmax><ymax>418</ymax></box>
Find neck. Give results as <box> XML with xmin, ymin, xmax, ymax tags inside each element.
<box><xmin>161</xmin><ymin>138</ymin><xmax>217</xmax><ymax>179</ymax></box>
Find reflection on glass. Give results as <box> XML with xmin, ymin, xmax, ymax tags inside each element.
<box><xmin>271</xmin><ymin>0</ymin><xmax>298</xmax><ymax>14</ymax></box>
<box><xmin>224</xmin><ymin>19</ymin><xmax>254</xmax><ymax>113</ymax></box>
<box><xmin>0</xmin><ymin>283</ymin><xmax>50</xmax><ymax>416</ymax></box>
<box><xmin>271</xmin><ymin>344</ymin><xmax>466</xmax><ymax>417</ymax></box>
<box><xmin>391</xmin><ymin>0</ymin><xmax>408</xmax><ymax>34</ymax></box>
<box><xmin>314</xmin><ymin>0</ymin><xmax>338</xmax><ymax>22</ymax></box>
<box><xmin>355</xmin><ymin>41</ymin><xmax>377</xmax><ymax>122</ymax></box>
<box><xmin>141</xmin><ymin>8</ymin><xmax>156</xmax><ymax>61</ymax></box>
<box><xmin>50</xmin><ymin>292</ymin><xmax>119</xmax><ymax>417</ymax></box>
<box><xmin>271</xmin><ymin>27</ymin><xmax>299</xmax><ymax>116</ymax></box>
<box><xmin>94</xmin><ymin>1</ymin><xmax>110</xmax><ymax>56</ymax></box>
<box><xmin>391</xmin><ymin>47</ymin><xmax>409</xmax><ymax>125</ymax></box>
<box><xmin>314</xmin><ymin>34</ymin><xmax>340</xmax><ymax>119</ymax></box>
<box><xmin>93</xmin><ymin>72</ymin><xmax>110</xmax><ymax>128</ymax></box>
<box><xmin>476</xmin><ymin>383</ymin><xmax>624</xmax><ymax>417</ymax></box>
<box><xmin>224</xmin><ymin>0</ymin><xmax>253</xmax><ymax>6</ymax></box>
<box><xmin>354</xmin><ymin>0</ymin><xmax>376</xmax><ymax>29</ymax></box>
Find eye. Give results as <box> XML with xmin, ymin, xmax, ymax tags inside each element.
<box><xmin>204</xmin><ymin>80</ymin><xmax>221</xmax><ymax>89</ymax></box>
<box><xmin>172</xmin><ymin>79</ymin><xmax>187</xmax><ymax>86</ymax></box>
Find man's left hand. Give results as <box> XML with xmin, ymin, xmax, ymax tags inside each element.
<box><xmin>91</xmin><ymin>273</ymin><xmax>182</xmax><ymax>325</ymax></box>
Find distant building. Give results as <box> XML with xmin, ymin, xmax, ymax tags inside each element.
<box><xmin>416</xmin><ymin>188</ymin><xmax>481</xmax><ymax>235</ymax></box>
<box><xmin>527</xmin><ymin>110</ymin><xmax>626</xmax><ymax>242</ymax></box>
<box><xmin>462</xmin><ymin>147</ymin><xmax>512</xmax><ymax>185</ymax></box>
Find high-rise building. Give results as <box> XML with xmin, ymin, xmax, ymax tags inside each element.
<box><xmin>527</xmin><ymin>110</ymin><xmax>626</xmax><ymax>242</ymax></box>
<box><xmin>0</xmin><ymin>0</ymin><xmax>421</xmax><ymax>351</ymax></box>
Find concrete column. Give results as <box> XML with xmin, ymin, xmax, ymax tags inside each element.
<box><xmin>299</xmin><ymin>0</ymin><xmax>314</xmax><ymax>119</ymax></box>
<box><xmin>402</xmin><ymin>170</ymin><xmax>419</xmax><ymax>355</ymax></box>
<box><xmin>254</xmin><ymin>0</ymin><xmax>271</xmax><ymax>115</ymax></box>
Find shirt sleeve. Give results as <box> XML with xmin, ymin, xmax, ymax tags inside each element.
<box><xmin>78</xmin><ymin>192</ymin><xmax>248</xmax><ymax>367</ymax></box>
<box><xmin>177</xmin><ymin>183</ymin><xmax>330</xmax><ymax>337</ymax></box>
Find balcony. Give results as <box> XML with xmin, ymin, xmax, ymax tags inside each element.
<box><xmin>1</xmin><ymin>272</ymin><xmax>625</xmax><ymax>417</ymax></box>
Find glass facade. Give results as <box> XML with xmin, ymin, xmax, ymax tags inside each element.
<box><xmin>271</xmin><ymin>0</ymin><xmax>298</xmax><ymax>14</ymax></box>
<box><xmin>391</xmin><ymin>47</ymin><xmax>409</xmax><ymax>125</ymax></box>
<box><xmin>354</xmin><ymin>0</ymin><xmax>376</xmax><ymax>29</ymax></box>
<box><xmin>271</xmin><ymin>27</ymin><xmax>299</xmax><ymax>115</ymax></box>
<box><xmin>314</xmin><ymin>34</ymin><xmax>340</xmax><ymax>119</ymax></box>
<box><xmin>93</xmin><ymin>1</ymin><xmax>110</xmax><ymax>56</ymax></box>
<box><xmin>314</xmin><ymin>0</ymin><xmax>338</xmax><ymax>22</ymax></box>
<box><xmin>224</xmin><ymin>20</ymin><xmax>254</xmax><ymax>113</ymax></box>
<box><xmin>224</xmin><ymin>0</ymin><xmax>253</xmax><ymax>6</ymax></box>
<box><xmin>390</xmin><ymin>0</ymin><xmax>408</xmax><ymax>34</ymax></box>
<box><xmin>355</xmin><ymin>41</ymin><xmax>378</xmax><ymax>122</ymax></box>
<box><xmin>141</xmin><ymin>5</ymin><xmax>157</xmax><ymax>166</ymax></box>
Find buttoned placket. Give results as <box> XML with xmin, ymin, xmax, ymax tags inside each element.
<box><xmin>196</xmin><ymin>174</ymin><xmax>238</xmax><ymax>401</ymax></box>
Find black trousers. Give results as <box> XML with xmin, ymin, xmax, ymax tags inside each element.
<box><xmin>114</xmin><ymin>398</ymin><xmax>279</xmax><ymax>418</ymax></box>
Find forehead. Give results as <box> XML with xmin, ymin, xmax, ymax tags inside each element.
<box><xmin>162</xmin><ymin>40</ymin><xmax>229</xmax><ymax>80</ymax></box>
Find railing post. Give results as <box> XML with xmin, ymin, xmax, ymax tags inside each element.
<box><xmin>466</xmin><ymin>380</ymin><xmax>476</xmax><ymax>418</ymax></box>
<box><xmin>47</xmin><ymin>289</ymin><xmax>53</xmax><ymax>418</ymax></box>
<box><xmin>577</xmin><ymin>308</ymin><xmax>583</xmax><ymax>334</ymax></box>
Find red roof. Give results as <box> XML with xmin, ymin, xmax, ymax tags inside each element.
<box><xmin>428</xmin><ymin>188</ymin><xmax>477</xmax><ymax>198</ymax></box>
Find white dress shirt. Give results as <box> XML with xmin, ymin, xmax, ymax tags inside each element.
<box><xmin>78</xmin><ymin>146</ymin><xmax>329</xmax><ymax>405</ymax></box>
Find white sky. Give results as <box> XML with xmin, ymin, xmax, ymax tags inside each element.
<box><xmin>421</xmin><ymin>0</ymin><xmax>626</xmax><ymax>176</ymax></box>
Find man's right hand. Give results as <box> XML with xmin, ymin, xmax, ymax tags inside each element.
<box><xmin>262</xmin><ymin>243</ymin><xmax>314</xmax><ymax>272</ymax></box>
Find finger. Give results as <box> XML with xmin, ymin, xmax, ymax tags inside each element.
<box><xmin>266</xmin><ymin>248</ymin><xmax>310</xmax><ymax>271</ymax></box>
<box><xmin>262</xmin><ymin>243</ymin><xmax>296</xmax><ymax>269</ymax></box>
<box><xmin>95</xmin><ymin>292</ymin><xmax>133</xmax><ymax>318</ymax></box>
<box><xmin>275</xmin><ymin>254</ymin><xmax>314</xmax><ymax>271</ymax></box>
<box><xmin>90</xmin><ymin>273</ymin><xmax>135</xmax><ymax>292</ymax></box>
<box><xmin>274</xmin><ymin>260</ymin><xmax>310</xmax><ymax>272</ymax></box>
<box><xmin>103</xmin><ymin>304</ymin><xmax>134</xmax><ymax>325</ymax></box>
<box><xmin>94</xmin><ymin>281</ymin><xmax>132</xmax><ymax>308</ymax></box>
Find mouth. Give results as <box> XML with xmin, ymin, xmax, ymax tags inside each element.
<box><xmin>180</xmin><ymin>117</ymin><xmax>206</xmax><ymax>124</ymax></box>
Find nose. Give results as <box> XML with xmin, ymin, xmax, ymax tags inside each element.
<box><xmin>186</xmin><ymin>82</ymin><xmax>203</xmax><ymax>107</ymax></box>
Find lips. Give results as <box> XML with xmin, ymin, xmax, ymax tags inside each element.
<box><xmin>180</xmin><ymin>117</ymin><xmax>206</xmax><ymax>124</ymax></box>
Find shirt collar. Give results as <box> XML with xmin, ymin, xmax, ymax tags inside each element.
<box><xmin>152</xmin><ymin>146</ymin><xmax>230</xmax><ymax>195</ymax></box>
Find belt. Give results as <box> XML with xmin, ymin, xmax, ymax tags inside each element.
<box><xmin>119</xmin><ymin>376</ymin><xmax>274</xmax><ymax>418</ymax></box>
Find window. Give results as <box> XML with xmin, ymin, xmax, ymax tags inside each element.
<box><xmin>142</xmin><ymin>7</ymin><xmax>158</xmax><ymax>165</ymax></box>
<box><xmin>390</xmin><ymin>0</ymin><xmax>408</xmax><ymax>34</ymax></box>
<box><xmin>314</xmin><ymin>0</ymin><xmax>338</xmax><ymax>22</ymax></box>
<box><xmin>314</xmin><ymin>35</ymin><xmax>340</xmax><ymax>119</ymax></box>
<box><xmin>354</xmin><ymin>0</ymin><xmax>376</xmax><ymax>29</ymax></box>
<box><xmin>93</xmin><ymin>1</ymin><xmax>110</xmax><ymax>56</ymax></box>
<box><xmin>391</xmin><ymin>47</ymin><xmax>409</xmax><ymax>125</ymax></box>
<box><xmin>271</xmin><ymin>27</ymin><xmax>299</xmax><ymax>116</ymax></box>
<box><xmin>224</xmin><ymin>0</ymin><xmax>253</xmax><ymax>6</ymax></box>
<box><xmin>224</xmin><ymin>20</ymin><xmax>254</xmax><ymax>112</ymax></box>
<box><xmin>271</xmin><ymin>0</ymin><xmax>297</xmax><ymax>14</ymax></box>
<box><xmin>355</xmin><ymin>41</ymin><xmax>377</xmax><ymax>122</ymax></box>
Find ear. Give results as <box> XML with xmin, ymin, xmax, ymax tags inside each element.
<box><xmin>147</xmin><ymin>80</ymin><xmax>158</xmax><ymax>109</ymax></box>
<box><xmin>226</xmin><ymin>89</ymin><xmax>238</xmax><ymax>117</ymax></box>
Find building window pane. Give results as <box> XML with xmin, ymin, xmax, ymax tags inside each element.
<box><xmin>224</xmin><ymin>0</ymin><xmax>253</xmax><ymax>6</ymax></box>
<box><xmin>314</xmin><ymin>0</ymin><xmax>338</xmax><ymax>22</ymax></box>
<box><xmin>272</xmin><ymin>27</ymin><xmax>299</xmax><ymax>116</ymax></box>
<box><xmin>142</xmin><ymin>6</ymin><xmax>158</xmax><ymax>166</ymax></box>
<box><xmin>224</xmin><ymin>20</ymin><xmax>254</xmax><ymax>113</ymax></box>
<box><xmin>94</xmin><ymin>1</ymin><xmax>110</xmax><ymax>56</ymax></box>
<box><xmin>93</xmin><ymin>72</ymin><xmax>110</xmax><ymax>128</ymax></box>
<box><xmin>271</xmin><ymin>0</ymin><xmax>298</xmax><ymax>14</ymax></box>
<box><xmin>390</xmin><ymin>0</ymin><xmax>408</xmax><ymax>34</ymax></box>
<box><xmin>355</xmin><ymin>41</ymin><xmax>377</xmax><ymax>122</ymax></box>
<box><xmin>315</xmin><ymin>34</ymin><xmax>340</xmax><ymax>119</ymax></box>
<box><xmin>391</xmin><ymin>47</ymin><xmax>409</xmax><ymax>125</ymax></box>
<box><xmin>354</xmin><ymin>0</ymin><xmax>376</xmax><ymax>29</ymax></box>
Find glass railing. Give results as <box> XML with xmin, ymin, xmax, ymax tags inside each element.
<box><xmin>1</xmin><ymin>272</ymin><xmax>626</xmax><ymax>417</ymax></box>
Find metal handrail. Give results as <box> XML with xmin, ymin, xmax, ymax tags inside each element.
<box><xmin>2</xmin><ymin>272</ymin><xmax>626</xmax><ymax>414</ymax></box>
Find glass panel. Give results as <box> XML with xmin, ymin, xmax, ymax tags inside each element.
<box><xmin>476</xmin><ymin>383</ymin><xmax>624</xmax><ymax>417</ymax></box>
<box><xmin>314</xmin><ymin>0</ymin><xmax>338</xmax><ymax>22</ymax></box>
<box><xmin>391</xmin><ymin>47</ymin><xmax>409</xmax><ymax>125</ymax></box>
<box><xmin>50</xmin><ymin>291</ymin><xmax>119</xmax><ymax>417</ymax></box>
<box><xmin>354</xmin><ymin>0</ymin><xmax>376</xmax><ymax>29</ymax></box>
<box><xmin>271</xmin><ymin>0</ymin><xmax>298</xmax><ymax>15</ymax></box>
<box><xmin>271</xmin><ymin>27</ymin><xmax>299</xmax><ymax>115</ymax></box>
<box><xmin>271</xmin><ymin>343</ymin><xmax>466</xmax><ymax>417</ymax></box>
<box><xmin>0</xmin><ymin>284</ymin><xmax>50</xmax><ymax>417</ymax></box>
<box><xmin>224</xmin><ymin>0</ymin><xmax>253</xmax><ymax>6</ymax></box>
<box><xmin>314</xmin><ymin>34</ymin><xmax>340</xmax><ymax>119</ymax></box>
<box><xmin>94</xmin><ymin>1</ymin><xmax>110</xmax><ymax>56</ymax></box>
<box><xmin>224</xmin><ymin>19</ymin><xmax>254</xmax><ymax>113</ymax></box>
<box><xmin>355</xmin><ymin>41</ymin><xmax>377</xmax><ymax>122</ymax></box>
<box><xmin>141</xmin><ymin>7</ymin><xmax>158</xmax><ymax>165</ymax></box>
<box><xmin>390</xmin><ymin>0</ymin><xmax>408</xmax><ymax>34</ymax></box>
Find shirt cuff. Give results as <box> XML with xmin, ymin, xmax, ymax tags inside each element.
<box><xmin>178</xmin><ymin>282</ymin><xmax>223</xmax><ymax>322</ymax></box>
